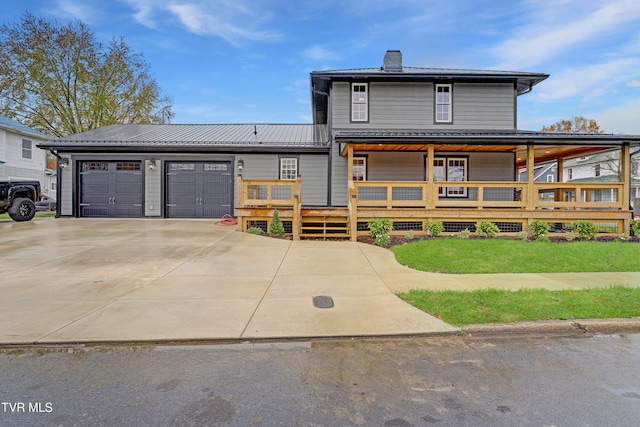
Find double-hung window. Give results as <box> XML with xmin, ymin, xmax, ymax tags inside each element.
<box><xmin>22</xmin><ymin>139</ymin><xmax>32</xmax><ymax>159</ymax></box>
<box><xmin>351</xmin><ymin>83</ymin><xmax>368</xmax><ymax>122</ymax></box>
<box><xmin>280</xmin><ymin>158</ymin><xmax>298</xmax><ymax>180</ymax></box>
<box><xmin>352</xmin><ymin>157</ymin><xmax>366</xmax><ymax>181</ymax></box>
<box><xmin>435</xmin><ymin>84</ymin><xmax>452</xmax><ymax>123</ymax></box>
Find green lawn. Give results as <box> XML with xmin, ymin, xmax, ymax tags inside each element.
<box><xmin>0</xmin><ymin>211</ymin><xmax>55</xmax><ymax>220</ymax></box>
<box><xmin>398</xmin><ymin>287</ymin><xmax>640</xmax><ymax>326</ymax></box>
<box><xmin>391</xmin><ymin>238</ymin><xmax>639</xmax><ymax>274</ymax></box>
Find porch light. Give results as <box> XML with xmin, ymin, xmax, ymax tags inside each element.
<box><xmin>237</xmin><ymin>159</ymin><xmax>244</xmax><ymax>171</ymax></box>
<box><xmin>149</xmin><ymin>158</ymin><xmax>157</xmax><ymax>170</ymax></box>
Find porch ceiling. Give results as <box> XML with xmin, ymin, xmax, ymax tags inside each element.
<box><xmin>343</xmin><ymin>143</ymin><xmax>613</xmax><ymax>166</ymax></box>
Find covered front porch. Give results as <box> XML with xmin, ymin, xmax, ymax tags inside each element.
<box><xmin>236</xmin><ymin>133</ymin><xmax>635</xmax><ymax>240</ymax></box>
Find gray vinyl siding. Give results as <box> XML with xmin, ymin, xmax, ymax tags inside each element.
<box><xmin>300</xmin><ymin>155</ymin><xmax>328</xmax><ymax>206</ymax></box>
<box><xmin>144</xmin><ymin>160</ymin><xmax>161</xmax><ymax>217</ymax></box>
<box><xmin>452</xmin><ymin>84</ymin><xmax>515</xmax><ymax>129</ymax></box>
<box><xmin>331</xmin><ymin>143</ymin><xmax>348</xmax><ymax>206</ymax></box>
<box><xmin>239</xmin><ymin>153</ymin><xmax>328</xmax><ymax>207</ymax></box>
<box><xmin>60</xmin><ymin>156</ymin><xmax>73</xmax><ymax>216</ymax></box>
<box><xmin>365</xmin><ymin>152</ymin><xmax>425</xmax><ymax>181</ymax></box>
<box><xmin>332</xmin><ymin>82</ymin><xmax>515</xmax><ymax>130</ymax></box>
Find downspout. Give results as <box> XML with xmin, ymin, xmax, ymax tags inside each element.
<box><xmin>48</xmin><ymin>149</ymin><xmax>63</xmax><ymax>218</ymax></box>
<box><xmin>311</xmin><ymin>87</ymin><xmax>333</xmax><ymax>207</ymax></box>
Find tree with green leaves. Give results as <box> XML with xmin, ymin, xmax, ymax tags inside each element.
<box><xmin>0</xmin><ymin>13</ymin><xmax>173</xmax><ymax>137</ymax></box>
<box><xmin>541</xmin><ymin>116</ymin><xmax>602</xmax><ymax>134</ymax></box>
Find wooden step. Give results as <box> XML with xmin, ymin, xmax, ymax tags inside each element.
<box><xmin>299</xmin><ymin>214</ymin><xmax>350</xmax><ymax>240</ymax></box>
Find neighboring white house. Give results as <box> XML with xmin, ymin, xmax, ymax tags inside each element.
<box><xmin>0</xmin><ymin>114</ymin><xmax>54</xmax><ymax>196</ymax></box>
<box><xmin>563</xmin><ymin>147</ymin><xmax>640</xmax><ymax>216</ymax></box>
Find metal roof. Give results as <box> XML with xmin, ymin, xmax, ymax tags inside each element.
<box><xmin>0</xmin><ymin>114</ymin><xmax>50</xmax><ymax>139</ymax></box>
<box><xmin>38</xmin><ymin>123</ymin><xmax>330</xmax><ymax>152</ymax></box>
<box><xmin>333</xmin><ymin>129</ymin><xmax>640</xmax><ymax>145</ymax></box>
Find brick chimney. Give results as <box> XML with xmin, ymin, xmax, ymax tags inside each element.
<box><xmin>382</xmin><ymin>50</ymin><xmax>402</xmax><ymax>72</ymax></box>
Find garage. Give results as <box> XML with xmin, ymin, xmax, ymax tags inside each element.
<box><xmin>79</xmin><ymin>161</ymin><xmax>143</xmax><ymax>218</ymax></box>
<box><xmin>165</xmin><ymin>162</ymin><xmax>232</xmax><ymax>218</ymax></box>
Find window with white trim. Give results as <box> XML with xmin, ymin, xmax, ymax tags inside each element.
<box><xmin>435</xmin><ymin>84</ymin><xmax>452</xmax><ymax>123</ymax></box>
<box><xmin>351</xmin><ymin>83</ymin><xmax>368</xmax><ymax>122</ymax></box>
<box><xmin>21</xmin><ymin>139</ymin><xmax>32</xmax><ymax>159</ymax></box>
<box><xmin>595</xmin><ymin>164</ymin><xmax>601</xmax><ymax>177</ymax></box>
<box><xmin>352</xmin><ymin>157</ymin><xmax>366</xmax><ymax>181</ymax></box>
<box><xmin>431</xmin><ymin>157</ymin><xmax>467</xmax><ymax>197</ymax></box>
<box><xmin>631</xmin><ymin>161</ymin><xmax>639</xmax><ymax>177</ymax></box>
<box><xmin>567</xmin><ymin>168</ymin><xmax>573</xmax><ymax>180</ymax></box>
<box><xmin>280</xmin><ymin>158</ymin><xmax>298</xmax><ymax>180</ymax></box>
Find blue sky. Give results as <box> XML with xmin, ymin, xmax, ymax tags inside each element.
<box><xmin>4</xmin><ymin>0</ymin><xmax>640</xmax><ymax>134</ymax></box>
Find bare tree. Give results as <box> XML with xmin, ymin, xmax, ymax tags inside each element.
<box><xmin>541</xmin><ymin>116</ymin><xmax>602</xmax><ymax>134</ymax></box>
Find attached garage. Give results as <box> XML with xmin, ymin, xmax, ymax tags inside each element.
<box><xmin>166</xmin><ymin>161</ymin><xmax>232</xmax><ymax>218</ymax></box>
<box><xmin>79</xmin><ymin>161</ymin><xmax>143</xmax><ymax>218</ymax></box>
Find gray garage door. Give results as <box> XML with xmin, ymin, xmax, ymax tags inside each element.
<box><xmin>166</xmin><ymin>162</ymin><xmax>232</xmax><ymax>218</ymax></box>
<box><xmin>79</xmin><ymin>161</ymin><xmax>143</xmax><ymax>218</ymax></box>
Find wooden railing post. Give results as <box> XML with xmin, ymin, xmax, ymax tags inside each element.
<box><xmin>236</xmin><ymin>175</ymin><xmax>245</xmax><ymax>231</ymax></box>
<box><xmin>292</xmin><ymin>176</ymin><xmax>302</xmax><ymax>240</ymax></box>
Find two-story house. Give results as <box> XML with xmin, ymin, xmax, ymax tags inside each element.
<box><xmin>0</xmin><ymin>114</ymin><xmax>55</xmax><ymax>196</ymax></box>
<box><xmin>38</xmin><ymin>50</ymin><xmax>640</xmax><ymax>237</ymax></box>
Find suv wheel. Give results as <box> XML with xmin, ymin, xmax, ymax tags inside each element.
<box><xmin>8</xmin><ymin>198</ymin><xmax>36</xmax><ymax>221</ymax></box>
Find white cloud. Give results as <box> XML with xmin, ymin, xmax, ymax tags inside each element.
<box><xmin>593</xmin><ymin>98</ymin><xmax>640</xmax><ymax>134</ymax></box>
<box><xmin>534</xmin><ymin>58</ymin><xmax>640</xmax><ymax>101</ymax></box>
<box><xmin>628</xmin><ymin>80</ymin><xmax>640</xmax><ymax>87</ymax></box>
<box><xmin>302</xmin><ymin>46</ymin><xmax>340</xmax><ymax>62</ymax></box>
<box><xmin>53</xmin><ymin>0</ymin><xmax>101</xmax><ymax>23</ymax></box>
<box><xmin>491</xmin><ymin>0</ymin><xmax>640</xmax><ymax>69</ymax></box>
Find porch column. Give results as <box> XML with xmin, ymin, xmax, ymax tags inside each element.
<box><xmin>347</xmin><ymin>143</ymin><xmax>358</xmax><ymax>241</ymax></box>
<box><xmin>526</xmin><ymin>143</ymin><xmax>536</xmax><ymax>211</ymax></box>
<box><xmin>622</xmin><ymin>143</ymin><xmax>631</xmax><ymax>232</ymax></box>
<box><xmin>426</xmin><ymin>144</ymin><xmax>435</xmax><ymax>210</ymax></box>
<box><xmin>556</xmin><ymin>158</ymin><xmax>563</xmax><ymax>182</ymax></box>
<box><xmin>236</xmin><ymin>175</ymin><xmax>245</xmax><ymax>231</ymax></box>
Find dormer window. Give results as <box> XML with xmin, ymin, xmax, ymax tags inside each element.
<box><xmin>435</xmin><ymin>84</ymin><xmax>452</xmax><ymax>123</ymax></box>
<box><xmin>351</xmin><ymin>83</ymin><xmax>368</xmax><ymax>122</ymax></box>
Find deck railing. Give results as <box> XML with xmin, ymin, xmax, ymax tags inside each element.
<box><xmin>353</xmin><ymin>181</ymin><xmax>626</xmax><ymax>211</ymax></box>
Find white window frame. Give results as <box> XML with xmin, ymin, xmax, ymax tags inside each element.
<box><xmin>435</xmin><ymin>84</ymin><xmax>452</xmax><ymax>123</ymax></box>
<box><xmin>22</xmin><ymin>139</ymin><xmax>32</xmax><ymax>159</ymax></box>
<box><xmin>546</xmin><ymin>174</ymin><xmax>554</xmax><ymax>182</ymax></box>
<box><xmin>352</xmin><ymin>157</ymin><xmax>367</xmax><ymax>181</ymax></box>
<box><xmin>279</xmin><ymin>158</ymin><xmax>298</xmax><ymax>180</ymax></box>
<box><xmin>431</xmin><ymin>156</ymin><xmax>467</xmax><ymax>197</ymax></box>
<box><xmin>351</xmin><ymin>83</ymin><xmax>368</xmax><ymax>122</ymax></box>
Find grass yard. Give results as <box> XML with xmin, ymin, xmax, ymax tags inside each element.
<box><xmin>0</xmin><ymin>211</ymin><xmax>55</xmax><ymax>220</ymax></box>
<box><xmin>391</xmin><ymin>239</ymin><xmax>639</xmax><ymax>274</ymax></box>
<box><xmin>398</xmin><ymin>287</ymin><xmax>640</xmax><ymax>326</ymax></box>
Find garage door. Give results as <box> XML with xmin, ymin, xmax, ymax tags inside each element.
<box><xmin>166</xmin><ymin>162</ymin><xmax>232</xmax><ymax>218</ymax></box>
<box><xmin>79</xmin><ymin>161</ymin><xmax>143</xmax><ymax>218</ymax></box>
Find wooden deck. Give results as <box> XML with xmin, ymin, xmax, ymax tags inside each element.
<box><xmin>235</xmin><ymin>177</ymin><xmax>632</xmax><ymax>240</ymax></box>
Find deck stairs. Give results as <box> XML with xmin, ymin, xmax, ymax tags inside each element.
<box><xmin>299</xmin><ymin>210</ymin><xmax>350</xmax><ymax>240</ymax></box>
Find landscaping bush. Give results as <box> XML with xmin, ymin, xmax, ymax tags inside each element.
<box><xmin>368</xmin><ymin>218</ymin><xmax>393</xmax><ymax>247</ymax></box>
<box><xmin>529</xmin><ymin>220</ymin><xmax>550</xmax><ymax>239</ymax></box>
<box><xmin>454</xmin><ymin>228</ymin><xmax>471</xmax><ymax>239</ymax></box>
<box><xmin>269</xmin><ymin>209</ymin><xmax>285</xmax><ymax>236</ymax></box>
<box><xmin>631</xmin><ymin>219</ymin><xmax>640</xmax><ymax>236</ymax></box>
<box><xmin>247</xmin><ymin>227</ymin><xmax>265</xmax><ymax>235</ymax></box>
<box><xmin>424</xmin><ymin>220</ymin><xmax>444</xmax><ymax>237</ymax></box>
<box><xmin>573</xmin><ymin>220</ymin><xmax>597</xmax><ymax>240</ymax></box>
<box><xmin>476</xmin><ymin>221</ymin><xmax>500</xmax><ymax>238</ymax></box>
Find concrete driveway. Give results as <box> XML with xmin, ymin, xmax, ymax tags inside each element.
<box><xmin>0</xmin><ymin>218</ymin><xmax>457</xmax><ymax>344</ymax></box>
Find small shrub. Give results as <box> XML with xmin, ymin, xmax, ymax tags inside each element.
<box><xmin>269</xmin><ymin>209</ymin><xmax>285</xmax><ymax>236</ymax></box>
<box><xmin>368</xmin><ymin>218</ymin><xmax>393</xmax><ymax>247</ymax></box>
<box><xmin>515</xmin><ymin>231</ymin><xmax>529</xmax><ymax>241</ymax></box>
<box><xmin>535</xmin><ymin>235</ymin><xmax>551</xmax><ymax>243</ymax></box>
<box><xmin>454</xmin><ymin>228</ymin><xmax>471</xmax><ymax>239</ymax></box>
<box><xmin>529</xmin><ymin>220</ymin><xmax>550</xmax><ymax>239</ymax></box>
<box><xmin>631</xmin><ymin>219</ymin><xmax>640</xmax><ymax>236</ymax></box>
<box><xmin>404</xmin><ymin>230</ymin><xmax>414</xmax><ymax>242</ymax></box>
<box><xmin>247</xmin><ymin>227</ymin><xmax>265</xmax><ymax>235</ymax></box>
<box><xmin>565</xmin><ymin>230</ymin><xmax>578</xmax><ymax>242</ymax></box>
<box><xmin>477</xmin><ymin>221</ymin><xmax>500</xmax><ymax>238</ymax></box>
<box><xmin>573</xmin><ymin>220</ymin><xmax>597</xmax><ymax>241</ymax></box>
<box><xmin>618</xmin><ymin>233</ymin><xmax>630</xmax><ymax>242</ymax></box>
<box><xmin>424</xmin><ymin>220</ymin><xmax>444</xmax><ymax>237</ymax></box>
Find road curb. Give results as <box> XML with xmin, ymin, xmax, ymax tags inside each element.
<box><xmin>461</xmin><ymin>318</ymin><xmax>640</xmax><ymax>337</ymax></box>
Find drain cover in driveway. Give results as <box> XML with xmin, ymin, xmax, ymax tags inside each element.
<box><xmin>313</xmin><ymin>295</ymin><xmax>334</xmax><ymax>309</ymax></box>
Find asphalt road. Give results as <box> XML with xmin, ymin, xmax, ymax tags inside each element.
<box><xmin>1</xmin><ymin>334</ymin><xmax>640</xmax><ymax>426</ymax></box>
